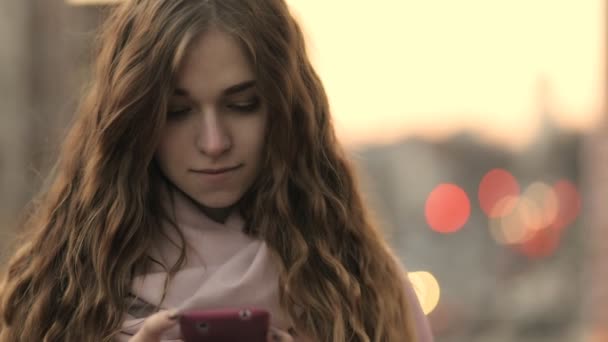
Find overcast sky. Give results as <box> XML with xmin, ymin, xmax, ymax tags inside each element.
<box><xmin>287</xmin><ymin>0</ymin><xmax>604</xmax><ymax>150</ymax></box>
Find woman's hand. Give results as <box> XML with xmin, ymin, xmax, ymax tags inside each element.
<box><xmin>129</xmin><ymin>310</ymin><xmax>294</xmax><ymax>342</ymax></box>
<box><xmin>268</xmin><ymin>327</ymin><xmax>294</xmax><ymax>342</ymax></box>
<box><xmin>129</xmin><ymin>310</ymin><xmax>178</xmax><ymax>342</ymax></box>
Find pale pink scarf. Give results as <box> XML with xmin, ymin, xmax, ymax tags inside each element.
<box><xmin>117</xmin><ymin>186</ymin><xmax>433</xmax><ymax>341</ymax></box>
<box><xmin>117</xmin><ymin>186</ymin><xmax>291</xmax><ymax>341</ymax></box>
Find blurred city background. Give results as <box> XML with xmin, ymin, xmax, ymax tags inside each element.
<box><xmin>1</xmin><ymin>0</ymin><xmax>606</xmax><ymax>341</ymax></box>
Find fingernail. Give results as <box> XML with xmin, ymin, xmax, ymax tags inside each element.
<box><xmin>269</xmin><ymin>328</ymin><xmax>280</xmax><ymax>341</ymax></box>
<box><xmin>168</xmin><ymin>309</ymin><xmax>180</xmax><ymax>320</ymax></box>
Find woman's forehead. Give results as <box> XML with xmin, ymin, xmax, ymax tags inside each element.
<box><xmin>174</xmin><ymin>29</ymin><xmax>254</xmax><ymax>94</ymax></box>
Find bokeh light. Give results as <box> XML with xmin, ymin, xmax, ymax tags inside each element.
<box><xmin>521</xmin><ymin>182</ymin><xmax>559</xmax><ymax>232</ymax></box>
<box><xmin>552</xmin><ymin>179</ymin><xmax>582</xmax><ymax>231</ymax></box>
<box><xmin>584</xmin><ymin>328</ymin><xmax>608</xmax><ymax>342</ymax></box>
<box><xmin>408</xmin><ymin>271</ymin><xmax>441</xmax><ymax>315</ymax></box>
<box><xmin>515</xmin><ymin>225</ymin><xmax>561</xmax><ymax>259</ymax></box>
<box><xmin>489</xmin><ymin>196</ymin><xmax>536</xmax><ymax>245</ymax></box>
<box><xmin>478</xmin><ymin>169</ymin><xmax>520</xmax><ymax>218</ymax></box>
<box><xmin>425</xmin><ymin>184</ymin><xmax>471</xmax><ymax>233</ymax></box>
<box><xmin>488</xmin><ymin>180</ymin><xmax>578</xmax><ymax>258</ymax></box>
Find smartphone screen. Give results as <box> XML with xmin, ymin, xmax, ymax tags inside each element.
<box><xmin>179</xmin><ymin>308</ymin><xmax>270</xmax><ymax>342</ymax></box>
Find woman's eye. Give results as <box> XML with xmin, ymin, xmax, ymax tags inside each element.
<box><xmin>167</xmin><ymin>108</ymin><xmax>191</xmax><ymax>119</ymax></box>
<box><xmin>228</xmin><ymin>97</ymin><xmax>261</xmax><ymax>112</ymax></box>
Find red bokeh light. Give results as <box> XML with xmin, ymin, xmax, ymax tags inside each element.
<box><xmin>426</xmin><ymin>184</ymin><xmax>471</xmax><ymax>233</ymax></box>
<box><xmin>552</xmin><ymin>180</ymin><xmax>582</xmax><ymax>231</ymax></box>
<box><xmin>515</xmin><ymin>224</ymin><xmax>561</xmax><ymax>259</ymax></box>
<box><xmin>478</xmin><ymin>169</ymin><xmax>520</xmax><ymax>218</ymax></box>
<box><xmin>491</xmin><ymin>179</ymin><xmax>579</xmax><ymax>259</ymax></box>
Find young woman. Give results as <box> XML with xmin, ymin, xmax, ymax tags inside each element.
<box><xmin>0</xmin><ymin>0</ymin><xmax>433</xmax><ymax>341</ymax></box>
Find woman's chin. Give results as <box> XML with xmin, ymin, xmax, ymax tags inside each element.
<box><xmin>193</xmin><ymin>192</ymin><xmax>243</xmax><ymax>212</ymax></box>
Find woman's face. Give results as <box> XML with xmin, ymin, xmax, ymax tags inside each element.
<box><xmin>155</xmin><ymin>28</ymin><xmax>267</xmax><ymax>211</ymax></box>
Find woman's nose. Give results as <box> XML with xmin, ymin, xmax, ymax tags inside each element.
<box><xmin>196</xmin><ymin>112</ymin><xmax>231</xmax><ymax>158</ymax></box>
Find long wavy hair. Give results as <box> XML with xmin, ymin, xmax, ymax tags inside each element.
<box><xmin>0</xmin><ymin>0</ymin><xmax>419</xmax><ymax>341</ymax></box>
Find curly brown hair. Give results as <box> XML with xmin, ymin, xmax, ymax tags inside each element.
<box><xmin>0</xmin><ymin>0</ymin><xmax>418</xmax><ymax>341</ymax></box>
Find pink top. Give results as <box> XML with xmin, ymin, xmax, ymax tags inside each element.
<box><xmin>117</xmin><ymin>188</ymin><xmax>433</xmax><ymax>341</ymax></box>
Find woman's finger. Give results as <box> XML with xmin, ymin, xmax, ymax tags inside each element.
<box><xmin>129</xmin><ymin>310</ymin><xmax>179</xmax><ymax>342</ymax></box>
<box><xmin>267</xmin><ymin>327</ymin><xmax>294</xmax><ymax>342</ymax></box>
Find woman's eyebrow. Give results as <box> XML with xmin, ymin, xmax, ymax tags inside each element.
<box><xmin>222</xmin><ymin>80</ymin><xmax>256</xmax><ymax>96</ymax></box>
<box><xmin>173</xmin><ymin>80</ymin><xmax>256</xmax><ymax>97</ymax></box>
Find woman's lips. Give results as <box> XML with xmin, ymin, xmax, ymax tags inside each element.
<box><xmin>190</xmin><ymin>165</ymin><xmax>243</xmax><ymax>184</ymax></box>
<box><xmin>193</xmin><ymin>164</ymin><xmax>242</xmax><ymax>174</ymax></box>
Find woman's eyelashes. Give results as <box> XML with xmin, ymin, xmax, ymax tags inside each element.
<box><xmin>167</xmin><ymin>96</ymin><xmax>261</xmax><ymax>119</ymax></box>
<box><xmin>167</xmin><ymin>107</ymin><xmax>191</xmax><ymax>119</ymax></box>
<box><xmin>227</xmin><ymin>96</ymin><xmax>261</xmax><ymax>112</ymax></box>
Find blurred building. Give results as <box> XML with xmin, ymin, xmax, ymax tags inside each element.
<box><xmin>355</xmin><ymin>121</ymin><xmax>583</xmax><ymax>342</ymax></box>
<box><xmin>0</xmin><ymin>0</ymin><xmax>103</xmax><ymax>255</ymax></box>
<box><xmin>582</xmin><ymin>131</ymin><xmax>608</xmax><ymax>342</ymax></box>
<box><xmin>580</xmin><ymin>2</ymin><xmax>608</xmax><ymax>338</ymax></box>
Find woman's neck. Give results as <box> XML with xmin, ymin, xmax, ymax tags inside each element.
<box><xmin>198</xmin><ymin>205</ymin><xmax>234</xmax><ymax>224</ymax></box>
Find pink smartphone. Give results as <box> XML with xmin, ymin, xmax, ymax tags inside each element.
<box><xmin>179</xmin><ymin>308</ymin><xmax>270</xmax><ymax>342</ymax></box>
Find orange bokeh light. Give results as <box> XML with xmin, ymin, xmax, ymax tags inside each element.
<box><xmin>488</xmin><ymin>180</ymin><xmax>577</xmax><ymax>259</ymax></box>
<box><xmin>489</xmin><ymin>196</ymin><xmax>536</xmax><ymax>245</ymax></box>
<box><xmin>521</xmin><ymin>182</ymin><xmax>559</xmax><ymax>232</ymax></box>
<box><xmin>408</xmin><ymin>271</ymin><xmax>441</xmax><ymax>315</ymax></box>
